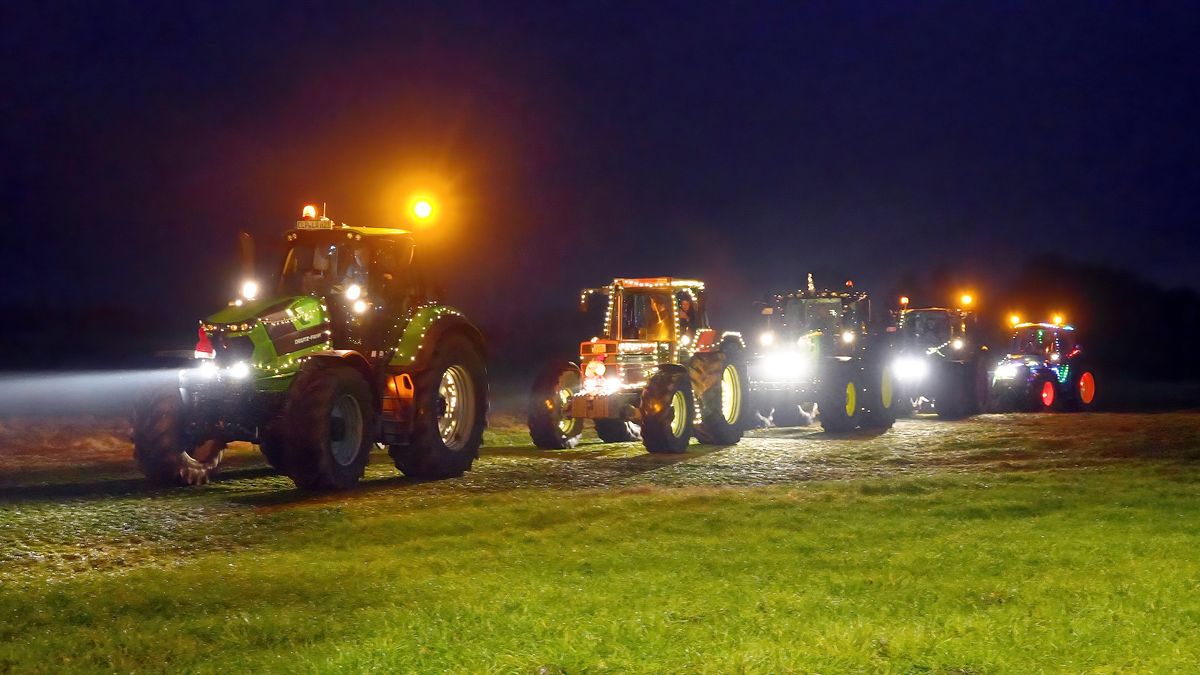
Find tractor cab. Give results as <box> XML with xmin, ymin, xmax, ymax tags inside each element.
<box><xmin>756</xmin><ymin>285</ymin><xmax>870</xmax><ymax>360</ymax></box>
<box><xmin>1007</xmin><ymin>322</ymin><xmax>1077</xmax><ymax>361</ymax></box>
<box><xmin>579</xmin><ymin>278</ymin><xmax>716</xmax><ymax>373</ymax></box>
<box><xmin>893</xmin><ymin>308</ymin><xmax>977</xmax><ymax>359</ymax></box>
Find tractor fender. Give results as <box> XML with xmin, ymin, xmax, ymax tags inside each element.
<box><xmin>302</xmin><ymin>350</ymin><xmax>379</xmax><ymax>402</ymax></box>
<box><xmin>391</xmin><ymin>307</ymin><xmax>487</xmax><ymax>372</ymax></box>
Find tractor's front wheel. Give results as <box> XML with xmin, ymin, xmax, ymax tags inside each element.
<box><xmin>640</xmin><ymin>366</ymin><xmax>694</xmax><ymax>453</ymax></box>
<box><xmin>528</xmin><ymin>362</ymin><xmax>584</xmax><ymax>449</ymax></box>
<box><xmin>860</xmin><ymin>364</ymin><xmax>896</xmax><ymax>430</ymax></box>
<box><xmin>131</xmin><ymin>385</ymin><xmax>225</xmax><ymax>486</ymax></box>
<box><xmin>818</xmin><ymin>363</ymin><xmax>861</xmax><ymax>433</ymax></box>
<box><xmin>690</xmin><ymin>352</ymin><xmax>748</xmax><ymax>445</ymax></box>
<box><xmin>283</xmin><ymin>363</ymin><xmax>376</xmax><ymax>490</ymax></box>
<box><xmin>390</xmin><ymin>335</ymin><xmax>487</xmax><ymax>478</ymax></box>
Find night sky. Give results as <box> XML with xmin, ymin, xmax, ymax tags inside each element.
<box><xmin>4</xmin><ymin>2</ymin><xmax>1199</xmax><ymax>368</ymax></box>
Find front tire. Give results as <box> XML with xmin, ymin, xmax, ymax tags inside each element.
<box><xmin>390</xmin><ymin>334</ymin><xmax>487</xmax><ymax>478</ymax></box>
<box><xmin>131</xmin><ymin>385</ymin><xmax>224</xmax><ymax>486</ymax></box>
<box><xmin>528</xmin><ymin>362</ymin><xmax>584</xmax><ymax>449</ymax></box>
<box><xmin>691</xmin><ymin>352</ymin><xmax>748</xmax><ymax>445</ymax></box>
<box><xmin>282</xmin><ymin>363</ymin><xmax>376</xmax><ymax>490</ymax></box>
<box><xmin>818</xmin><ymin>363</ymin><xmax>861</xmax><ymax>433</ymax></box>
<box><xmin>640</xmin><ymin>366</ymin><xmax>694</xmax><ymax>453</ymax></box>
<box><xmin>860</xmin><ymin>364</ymin><xmax>896</xmax><ymax>430</ymax></box>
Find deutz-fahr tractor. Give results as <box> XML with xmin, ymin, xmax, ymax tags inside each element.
<box><xmin>990</xmin><ymin>316</ymin><xmax>1097</xmax><ymax>412</ymax></box>
<box><xmin>888</xmin><ymin>294</ymin><xmax>990</xmax><ymax>418</ymax></box>
<box><xmin>528</xmin><ymin>278</ymin><xmax>751</xmax><ymax>453</ymax></box>
<box><xmin>131</xmin><ymin>205</ymin><xmax>489</xmax><ymax>490</ymax></box>
<box><xmin>747</xmin><ymin>278</ymin><xmax>895</xmax><ymax>432</ymax></box>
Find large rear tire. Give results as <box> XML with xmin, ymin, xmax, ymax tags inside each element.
<box><xmin>282</xmin><ymin>363</ymin><xmax>376</xmax><ymax>490</ymax></box>
<box><xmin>528</xmin><ymin>362</ymin><xmax>584</xmax><ymax>449</ymax></box>
<box><xmin>1028</xmin><ymin>373</ymin><xmax>1057</xmax><ymax>412</ymax></box>
<box><xmin>691</xmin><ymin>351</ymin><xmax>748</xmax><ymax>445</ymax></box>
<box><xmin>131</xmin><ymin>385</ymin><xmax>224</xmax><ymax>486</ymax></box>
<box><xmin>390</xmin><ymin>334</ymin><xmax>487</xmax><ymax>478</ymax></box>
<box><xmin>640</xmin><ymin>366</ymin><xmax>694</xmax><ymax>453</ymax></box>
<box><xmin>818</xmin><ymin>362</ymin><xmax>861</xmax><ymax>433</ymax></box>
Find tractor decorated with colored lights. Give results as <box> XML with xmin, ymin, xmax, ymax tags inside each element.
<box><xmin>528</xmin><ymin>278</ymin><xmax>751</xmax><ymax>453</ymax></box>
<box><xmin>131</xmin><ymin>204</ymin><xmax>488</xmax><ymax>489</ymax></box>
<box><xmin>989</xmin><ymin>318</ymin><xmax>1097</xmax><ymax>412</ymax></box>
<box><xmin>888</xmin><ymin>295</ymin><xmax>990</xmax><ymax>418</ymax></box>
<box><xmin>747</xmin><ymin>278</ymin><xmax>895</xmax><ymax>432</ymax></box>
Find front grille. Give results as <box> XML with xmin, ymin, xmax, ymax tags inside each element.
<box><xmin>211</xmin><ymin>333</ymin><xmax>254</xmax><ymax>366</ymax></box>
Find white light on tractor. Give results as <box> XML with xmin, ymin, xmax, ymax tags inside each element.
<box><xmin>196</xmin><ymin>360</ymin><xmax>218</xmax><ymax>380</ymax></box>
<box><xmin>240</xmin><ymin>280</ymin><xmax>259</xmax><ymax>301</ymax></box>
<box><xmin>841</xmin><ymin>331</ymin><xmax>856</xmax><ymax>344</ymax></box>
<box><xmin>760</xmin><ymin>331</ymin><xmax>775</xmax><ymax>346</ymax></box>
<box><xmin>893</xmin><ymin>356</ymin><xmax>929</xmax><ymax>381</ymax></box>
<box><xmin>762</xmin><ymin>352</ymin><xmax>810</xmax><ymax>379</ymax></box>
<box><xmin>951</xmin><ymin>338</ymin><xmax>964</xmax><ymax>350</ymax></box>
<box><xmin>603</xmin><ymin>377</ymin><xmax>622</xmax><ymax>394</ymax></box>
<box><xmin>353</xmin><ymin>299</ymin><xmax>369</xmax><ymax>314</ymax></box>
<box><xmin>345</xmin><ymin>284</ymin><xmax>363</xmax><ymax>301</ymax></box>
<box><xmin>229</xmin><ymin>362</ymin><xmax>251</xmax><ymax>380</ymax></box>
<box><xmin>680</xmin><ymin>334</ymin><xmax>691</xmax><ymax>346</ymax></box>
<box><xmin>994</xmin><ymin>363</ymin><xmax>1020</xmax><ymax>379</ymax></box>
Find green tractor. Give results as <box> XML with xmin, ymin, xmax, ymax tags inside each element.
<box><xmin>747</xmin><ymin>278</ymin><xmax>896</xmax><ymax>432</ymax></box>
<box><xmin>889</xmin><ymin>295</ymin><xmax>991</xmax><ymax>419</ymax></box>
<box><xmin>528</xmin><ymin>277</ymin><xmax>751</xmax><ymax>453</ymax></box>
<box><xmin>131</xmin><ymin>205</ymin><xmax>488</xmax><ymax>489</ymax></box>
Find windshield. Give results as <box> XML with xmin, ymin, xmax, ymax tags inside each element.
<box><xmin>1010</xmin><ymin>327</ymin><xmax>1062</xmax><ymax>356</ymax></box>
<box><xmin>770</xmin><ymin>298</ymin><xmax>843</xmax><ymax>337</ymax></box>
<box><xmin>618</xmin><ymin>290</ymin><xmax>673</xmax><ymax>341</ymax></box>
<box><xmin>900</xmin><ymin>311</ymin><xmax>952</xmax><ymax>345</ymax></box>
<box><xmin>278</xmin><ymin>240</ymin><xmax>371</xmax><ymax>296</ymax></box>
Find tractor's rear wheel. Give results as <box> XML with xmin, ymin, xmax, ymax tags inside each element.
<box><xmin>283</xmin><ymin>363</ymin><xmax>376</xmax><ymax>490</ymax></box>
<box><xmin>1072</xmin><ymin>369</ymin><xmax>1098</xmax><ymax>411</ymax></box>
<box><xmin>594</xmin><ymin>418</ymin><xmax>640</xmax><ymax>443</ymax></box>
<box><xmin>131</xmin><ymin>385</ymin><xmax>225</xmax><ymax>486</ymax></box>
<box><xmin>818</xmin><ymin>363</ymin><xmax>861</xmax><ymax>433</ymax></box>
<box><xmin>528</xmin><ymin>362</ymin><xmax>584</xmax><ymax>449</ymax></box>
<box><xmin>640</xmin><ymin>367</ymin><xmax>694</xmax><ymax>453</ymax></box>
<box><xmin>390</xmin><ymin>335</ymin><xmax>487</xmax><ymax>478</ymax></box>
<box><xmin>1028</xmin><ymin>373</ymin><xmax>1057</xmax><ymax>412</ymax></box>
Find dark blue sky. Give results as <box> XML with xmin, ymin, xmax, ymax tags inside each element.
<box><xmin>3</xmin><ymin>1</ymin><xmax>1198</xmax><ymax>340</ymax></box>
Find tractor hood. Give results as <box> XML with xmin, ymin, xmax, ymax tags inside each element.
<box><xmin>200</xmin><ymin>295</ymin><xmax>331</xmax><ymax>372</ymax></box>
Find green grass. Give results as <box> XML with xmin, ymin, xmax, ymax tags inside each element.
<box><xmin>1</xmin><ymin>414</ymin><xmax>1199</xmax><ymax>672</ymax></box>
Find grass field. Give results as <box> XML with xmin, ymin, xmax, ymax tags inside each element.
<box><xmin>2</xmin><ymin>412</ymin><xmax>1199</xmax><ymax>672</ymax></box>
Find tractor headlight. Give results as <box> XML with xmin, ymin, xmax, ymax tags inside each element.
<box><xmin>994</xmin><ymin>363</ymin><xmax>1020</xmax><ymax>380</ymax></box>
<box><xmin>893</xmin><ymin>356</ymin><xmax>929</xmax><ymax>381</ymax></box>
<box><xmin>759</xmin><ymin>331</ymin><xmax>775</xmax><ymax>346</ymax></box>
<box><xmin>240</xmin><ymin>280</ymin><xmax>259</xmax><ymax>301</ymax></box>
<box><xmin>229</xmin><ymin>362</ymin><xmax>252</xmax><ymax>380</ymax></box>
<box><xmin>761</xmin><ymin>351</ymin><xmax>810</xmax><ymax>379</ymax></box>
<box><xmin>345</xmin><ymin>284</ymin><xmax>363</xmax><ymax>301</ymax></box>
<box><xmin>951</xmin><ymin>338</ymin><xmax>964</xmax><ymax>350</ymax></box>
<box><xmin>841</xmin><ymin>331</ymin><xmax>856</xmax><ymax>344</ymax></box>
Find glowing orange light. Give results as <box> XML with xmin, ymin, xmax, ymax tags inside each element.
<box><xmin>412</xmin><ymin>198</ymin><xmax>434</xmax><ymax>221</ymax></box>
<box><xmin>1053</xmin><ymin>314</ymin><xmax>1064</xmax><ymax>325</ymax></box>
<box><xmin>1010</xmin><ymin>314</ymin><xmax>1021</xmax><ymax>326</ymax></box>
<box><xmin>960</xmin><ymin>293</ymin><xmax>973</xmax><ymax>307</ymax></box>
<box><xmin>301</xmin><ymin>204</ymin><xmax>318</xmax><ymax>219</ymax></box>
<box><xmin>900</xmin><ymin>295</ymin><xmax>910</xmax><ymax>306</ymax></box>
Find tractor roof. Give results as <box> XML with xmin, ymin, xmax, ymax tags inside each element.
<box><xmin>1013</xmin><ymin>322</ymin><xmax>1074</xmax><ymax>331</ymax></box>
<box><xmin>290</xmin><ymin>215</ymin><xmax>411</xmax><ymax>238</ymax></box>
<box><xmin>772</xmin><ymin>288</ymin><xmax>867</xmax><ymax>302</ymax></box>
<box><xmin>582</xmin><ymin>278</ymin><xmax>706</xmax><ymax>294</ymax></box>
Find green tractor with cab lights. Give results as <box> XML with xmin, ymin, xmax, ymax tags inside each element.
<box><xmin>528</xmin><ymin>277</ymin><xmax>752</xmax><ymax>453</ymax></box>
<box><xmin>747</xmin><ymin>277</ymin><xmax>896</xmax><ymax>432</ymax></box>
<box><xmin>888</xmin><ymin>294</ymin><xmax>991</xmax><ymax>419</ymax></box>
<box><xmin>131</xmin><ymin>203</ymin><xmax>489</xmax><ymax>490</ymax></box>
